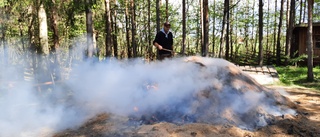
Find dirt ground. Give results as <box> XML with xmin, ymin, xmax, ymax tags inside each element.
<box><xmin>53</xmin><ymin>85</ymin><xmax>320</xmax><ymax>137</ymax></box>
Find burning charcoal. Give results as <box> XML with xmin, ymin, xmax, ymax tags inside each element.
<box><xmin>190</xmin><ymin>131</ymin><xmax>197</xmax><ymax>136</ymax></box>
<box><xmin>266</xmin><ymin>117</ymin><xmax>276</xmax><ymax>125</ymax></box>
<box><xmin>151</xmin><ymin>126</ymin><xmax>159</xmax><ymax>131</ymax></box>
<box><xmin>287</xmin><ymin>125</ymin><xmax>294</xmax><ymax>134</ymax></box>
<box><xmin>296</xmin><ymin>111</ymin><xmax>308</xmax><ymax>116</ymax></box>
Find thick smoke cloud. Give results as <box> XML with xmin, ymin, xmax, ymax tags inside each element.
<box><xmin>67</xmin><ymin>58</ymin><xmax>211</xmax><ymax>115</ymax></box>
<box><xmin>0</xmin><ymin>41</ymin><xmax>294</xmax><ymax>136</ymax></box>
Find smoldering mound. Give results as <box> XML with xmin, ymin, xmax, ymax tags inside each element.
<box><xmin>66</xmin><ymin>56</ymin><xmax>296</xmax><ymax>131</ymax></box>
<box><xmin>0</xmin><ymin>55</ymin><xmax>297</xmax><ymax>137</ymax></box>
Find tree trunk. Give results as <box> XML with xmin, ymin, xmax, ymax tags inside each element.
<box><xmin>303</xmin><ymin>0</ymin><xmax>306</xmax><ymax>23</ymax></box>
<box><xmin>285</xmin><ymin>0</ymin><xmax>295</xmax><ymax>65</ymax></box>
<box><xmin>244</xmin><ymin>1</ymin><xmax>249</xmax><ymax>59</ymax></box>
<box><xmin>253</xmin><ymin>29</ymin><xmax>258</xmax><ymax>58</ymax></box>
<box><xmin>1</xmin><ymin>4</ymin><xmax>8</xmax><ymax>65</ymax></box>
<box><xmin>156</xmin><ymin>0</ymin><xmax>160</xmax><ymax>59</ymax></box>
<box><xmin>50</xmin><ymin>0</ymin><xmax>61</xmax><ymax>80</ymax></box>
<box><xmin>299</xmin><ymin>0</ymin><xmax>303</xmax><ymax>23</ymax></box>
<box><xmin>131</xmin><ymin>0</ymin><xmax>137</xmax><ymax>57</ymax></box>
<box><xmin>112</xmin><ymin>0</ymin><xmax>118</xmax><ymax>58</ymax></box>
<box><xmin>38</xmin><ymin>2</ymin><xmax>49</xmax><ymax>55</ymax></box>
<box><xmin>19</xmin><ymin>21</ymin><xmax>25</xmax><ymax>51</ymax></box>
<box><xmin>1</xmin><ymin>26</ymin><xmax>7</xmax><ymax>66</ymax></box>
<box><xmin>273</xmin><ymin>0</ymin><xmax>278</xmax><ymax>57</ymax></box>
<box><xmin>156</xmin><ymin>0</ymin><xmax>160</xmax><ymax>32</ymax></box>
<box><xmin>229</xmin><ymin>0</ymin><xmax>233</xmax><ymax>60</ymax></box>
<box><xmin>196</xmin><ymin>0</ymin><xmax>201</xmax><ymax>54</ymax></box>
<box><xmin>85</xmin><ymin>0</ymin><xmax>94</xmax><ymax>58</ymax></box>
<box><xmin>105</xmin><ymin>0</ymin><xmax>112</xmax><ymax>57</ymax></box>
<box><xmin>251</xmin><ymin>0</ymin><xmax>256</xmax><ymax>55</ymax></box>
<box><xmin>182</xmin><ymin>0</ymin><xmax>186</xmax><ymax>54</ymax></box>
<box><xmin>219</xmin><ymin>0</ymin><xmax>228</xmax><ymax>58</ymax></box>
<box><xmin>50</xmin><ymin>0</ymin><xmax>59</xmax><ymax>53</ymax></box>
<box><xmin>125</xmin><ymin>0</ymin><xmax>132</xmax><ymax>58</ymax></box>
<box><xmin>186</xmin><ymin>0</ymin><xmax>190</xmax><ymax>53</ymax></box>
<box><xmin>276</xmin><ymin>0</ymin><xmax>284</xmax><ymax>65</ymax></box>
<box><xmin>166</xmin><ymin>0</ymin><xmax>169</xmax><ymax>21</ymax></box>
<box><xmin>147</xmin><ymin>0</ymin><xmax>152</xmax><ymax>59</ymax></box>
<box><xmin>307</xmin><ymin>0</ymin><xmax>314</xmax><ymax>81</ymax></box>
<box><xmin>37</xmin><ymin>1</ymin><xmax>50</xmax><ymax>83</ymax></box>
<box><xmin>28</xmin><ymin>5</ymin><xmax>36</xmax><ymax>66</ymax></box>
<box><xmin>225</xmin><ymin>0</ymin><xmax>230</xmax><ymax>59</ymax></box>
<box><xmin>202</xmin><ymin>0</ymin><xmax>209</xmax><ymax>57</ymax></box>
<box><xmin>212</xmin><ymin>0</ymin><xmax>216</xmax><ymax>57</ymax></box>
<box><xmin>197</xmin><ymin>0</ymin><xmax>203</xmax><ymax>54</ymax></box>
<box><xmin>267</xmin><ymin>0</ymin><xmax>270</xmax><ymax>64</ymax></box>
<box><xmin>258</xmin><ymin>0</ymin><xmax>263</xmax><ymax>66</ymax></box>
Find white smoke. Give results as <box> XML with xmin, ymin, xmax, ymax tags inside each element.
<box><xmin>0</xmin><ymin>40</ymin><xmax>295</xmax><ymax>136</ymax></box>
<box><xmin>67</xmin><ymin>58</ymin><xmax>208</xmax><ymax>115</ymax></box>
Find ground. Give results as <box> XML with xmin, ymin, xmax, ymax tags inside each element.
<box><xmin>53</xmin><ymin>85</ymin><xmax>320</xmax><ymax>137</ymax></box>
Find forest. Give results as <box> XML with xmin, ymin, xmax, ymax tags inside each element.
<box><xmin>1</xmin><ymin>0</ymin><xmax>320</xmax><ymax>80</ymax></box>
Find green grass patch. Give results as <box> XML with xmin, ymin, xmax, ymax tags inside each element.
<box><xmin>276</xmin><ymin>66</ymin><xmax>320</xmax><ymax>90</ymax></box>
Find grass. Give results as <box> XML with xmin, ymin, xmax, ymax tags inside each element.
<box><xmin>276</xmin><ymin>66</ymin><xmax>320</xmax><ymax>91</ymax></box>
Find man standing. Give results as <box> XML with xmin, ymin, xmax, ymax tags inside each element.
<box><xmin>153</xmin><ymin>22</ymin><xmax>174</xmax><ymax>60</ymax></box>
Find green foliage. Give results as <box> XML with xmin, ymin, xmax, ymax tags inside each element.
<box><xmin>0</xmin><ymin>0</ymin><xmax>7</xmax><ymax>7</ymax></box>
<box><xmin>288</xmin><ymin>53</ymin><xmax>308</xmax><ymax>66</ymax></box>
<box><xmin>314</xmin><ymin>1</ymin><xmax>320</xmax><ymax>22</ymax></box>
<box><xmin>69</xmin><ymin>15</ymin><xmax>86</xmax><ymax>38</ymax></box>
<box><xmin>276</xmin><ymin>66</ymin><xmax>320</xmax><ymax>90</ymax></box>
<box><xmin>1</xmin><ymin>0</ymin><xmax>320</xmax><ymax>62</ymax></box>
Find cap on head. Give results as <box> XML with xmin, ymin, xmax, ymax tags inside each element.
<box><xmin>164</xmin><ymin>22</ymin><xmax>171</xmax><ymax>27</ymax></box>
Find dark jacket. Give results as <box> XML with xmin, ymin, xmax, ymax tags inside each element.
<box><xmin>153</xmin><ymin>29</ymin><xmax>173</xmax><ymax>55</ymax></box>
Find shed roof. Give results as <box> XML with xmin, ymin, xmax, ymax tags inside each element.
<box><xmin>294</xmin><ymin>22</ymin><xmax>320</xmax><ymax>28</ymax></box>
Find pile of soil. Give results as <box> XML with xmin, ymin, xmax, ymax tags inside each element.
<box><xmin>54</xmin><ymin>57</ymin><xmax>320</xmax><ymax>137</ymax></box>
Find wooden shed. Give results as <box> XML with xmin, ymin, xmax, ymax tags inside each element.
<box><xmin>292</xmin><ymin>22</ymin><xmax>320</xmax><ymax>64</ymax></box>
